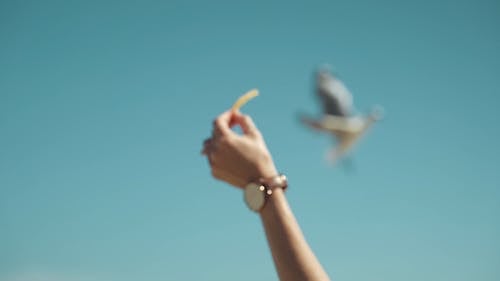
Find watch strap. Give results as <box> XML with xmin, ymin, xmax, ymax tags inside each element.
<box><xmin>258</xmin><ymin>174</ymin><xmax>288</xmax><ymax>191</ymax></box>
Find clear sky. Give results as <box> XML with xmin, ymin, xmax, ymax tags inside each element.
<box><xmin>1</xmin><ymin>0</ymin><xmax>499</xmax><ymax>280</ymax></box>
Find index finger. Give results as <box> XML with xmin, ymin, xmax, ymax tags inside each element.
<box><xmin>213</xmin><ymin>110</ymin><xmax>234</xmax><ymax>136</ymax></box>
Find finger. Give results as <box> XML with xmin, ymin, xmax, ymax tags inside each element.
<box><xmin>212</xmin><ymin>126</ymin><xmax>223</xmax><ymax>140</ymax></box>
<box><xmin>201</xmin><ymin>137</ymin><xmax>215</xmax><ymax>155</ymax></box>
<box><xmin>207</xmin><ymin>151</ymin><xmax>215</xmax><ymax>166</ymax></box>
<box><xmin>201</xmin><ymin>138</ymin><xmax>210</xmax><ymax>155</ymax></box>
<box><xmin>231</xmin><ymin>111</ymin><xmax>260</xmax><ymax>138</ymax></box>
<box><xmin>213</xmin><ymin>111</ymin><xmax>234</xmax><ymax>137</ymax></box>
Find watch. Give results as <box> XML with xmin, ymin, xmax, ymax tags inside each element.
<box><xmin>243</xmin><ymin>174</ymin><xmax>288</xmax><ymax>212</ymax></box>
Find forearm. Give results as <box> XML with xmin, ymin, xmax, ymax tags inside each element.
<box><xmin>204</xmin><ymin>110</ymin><xmax>330</xmax><ymax>280</ymax></box>
<box><xmin>260</xmin><ymin>188</ymin><xmax>330</xmax><ymax>281</ymax></box>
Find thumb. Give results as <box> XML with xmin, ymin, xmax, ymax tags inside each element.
<box><xmin>231</xmin><ymin>111</ymin><xmax>261</xmax><ymax>138</ymax></box>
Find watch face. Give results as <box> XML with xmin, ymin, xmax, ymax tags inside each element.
<box><xmin>244</xmin><ymin>183</ymin><xmax>266</xmax><ymax>212</ymax></box>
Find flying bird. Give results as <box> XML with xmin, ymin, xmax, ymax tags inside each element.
<box><xmin>300</xmin><ymin>66</ymin><xmax>383</xmax><ymax>164</ymax></box>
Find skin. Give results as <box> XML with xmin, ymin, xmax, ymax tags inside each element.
<box><xmin>202</xmin><ymin>110</ymin><xmax>331</xmax><ymax>281</ymax></box>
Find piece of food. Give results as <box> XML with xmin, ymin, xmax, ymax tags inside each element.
<box><xmin>232</xmin><ymin>89</ymin><xmax>259</xmax><ymax>111</ymax></box>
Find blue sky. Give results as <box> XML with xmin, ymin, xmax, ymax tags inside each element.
<box><xmin>1</xmin><ymin>0</ymin><xmax>499</xmax><ymax>280</ymax></box>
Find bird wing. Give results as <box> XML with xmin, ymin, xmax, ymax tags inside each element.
<box><xmin>317</xmin><ymin>73</ymin><xmax>353</xmax><ymax>117</ymax></box>
<box><xmin>299</xmin><ymin>114</ymin><xmax>324</xmax><ymax>131</ymax></box>
<box><xmin>319</xmin><ymin>115</ymin><xmax>364</xmax><ymax>133</ymax></box>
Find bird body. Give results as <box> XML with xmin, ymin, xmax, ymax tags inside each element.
<box><xmin>300</xmin><ymin>66</ymin><xmax>382</xmax><ymax>164</ymax></box>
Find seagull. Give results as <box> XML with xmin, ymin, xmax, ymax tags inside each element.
<box><xmin>299</xmin><ymin>66</ymin><xmax>383</xmax><ymax>164</ymax></box>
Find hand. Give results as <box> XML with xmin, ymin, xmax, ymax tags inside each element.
<box><xmin>202</xmin><ymin>110</ymin><xmax>278</xmax><ymax>188</ymax></box>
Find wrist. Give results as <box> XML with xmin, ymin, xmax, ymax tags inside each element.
<box><xmin>253</xmin><ymin>154</ymin><xmax>278</xmax><ymax>181</ymax></box>
<box><xmin>260</xmin><ymin>186</ymin><xmax>286</xmax><ymax>216</ymax></box>
<box><xmin>243</xmin><ymin>174</ymin><xmax>287</xmax><ymax>213</ymax></box>
<box><xmin>255</xmin><ymin>167</ymin><xmax>278</xmax><ymax>182</ymax></box>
